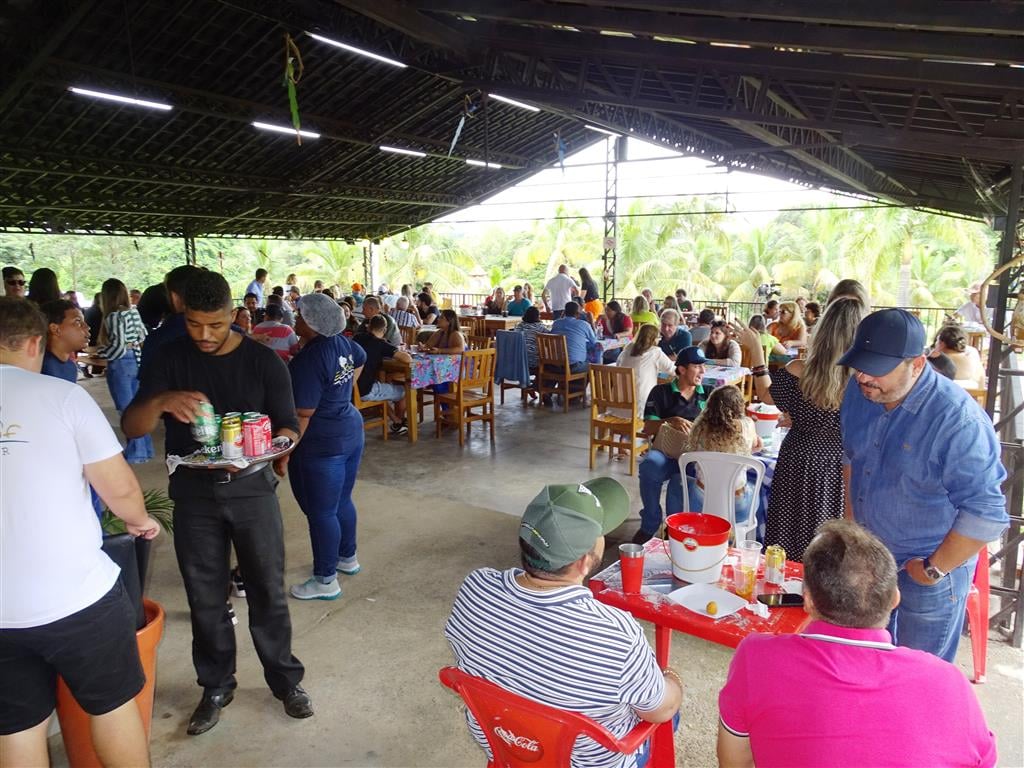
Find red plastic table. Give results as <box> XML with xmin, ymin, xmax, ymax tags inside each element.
<box><xmin>588</xmin><ymin>539</ymin><xmax>811</xmax><ymax>768</ymax></box>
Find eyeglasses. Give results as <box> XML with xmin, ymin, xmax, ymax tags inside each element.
<box><xmin>5</xmin><ymin>279</ymin><xmax>25</xmax><ymax>286</ymax></box>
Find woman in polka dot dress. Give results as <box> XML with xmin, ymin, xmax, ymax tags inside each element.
<box><xmin>733</xmin><ymin>296</ymin><xmax>866</xmax><ymax>560</ymax></box>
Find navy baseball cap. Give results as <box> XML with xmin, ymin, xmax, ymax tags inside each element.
<box><xmin>676</xmin><ymin>346</ymin><xmax>707</xmax><ymax>366</ymax></box>
<box><xmin>838</xmin><ymin>308</ymin><xmax>926</xmax><ymax>376</ymax></box>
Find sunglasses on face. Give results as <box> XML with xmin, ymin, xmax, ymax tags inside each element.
<box><xmin>5</xmin><ymin>279</ymin><xmax>25</xmax><ymax>286</ymax></box>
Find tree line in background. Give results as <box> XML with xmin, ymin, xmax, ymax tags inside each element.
<box><xmin>0</xmin><ymin>196</ymin><xmax>997</xmax><ymax>308</ymax></box>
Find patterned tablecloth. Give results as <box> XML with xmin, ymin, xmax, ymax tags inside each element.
<box><xmin>702</xmin><ymin>365</ymin><xmax>750</xmax><ymax>388</ymax></box>
<box><xmin>405</xmin><ymin>353</ymin><xmax>462</xmax><ymax>390</ymax></box>
<box><xmin>588</xmin><ymin>337</ymin><xmax>627</xmax><ymax>363</ymax></box>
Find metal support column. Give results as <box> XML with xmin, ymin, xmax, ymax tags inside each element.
<box><xmin>983</xmin><ymin>154</ymin><xmax>1024</xmax><ymax>648</ymax></box>
<box><xmin>601</xmin><ymin>136</ymin><xmax>625</xmax><ymax>303</ymax></box>
<box><xmin>184</xmin><ymin>235</ymin><xmax>197</xmax><ymax>266</ymax></box>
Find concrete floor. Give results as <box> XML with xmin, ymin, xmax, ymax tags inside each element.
<box><xmin>48</xmin><ymin>377</ymin><xmax>1024</xmax><ymax>767</ymax></box>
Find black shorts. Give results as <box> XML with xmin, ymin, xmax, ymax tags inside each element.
<box><xmin>0</xmin><ymin>579</ymin><xmax>146</xmax><ymax>734</ymax></box>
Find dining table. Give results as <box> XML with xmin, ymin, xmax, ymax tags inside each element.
<box><xmin>381</xmin><ymin>352</ymin><xmax>462</xmax><ymax>443</ymax></box>
<box><xmin>589</xmin><ymin>538</ymin><xmax>810</xmax><ymax>767</ymax></box>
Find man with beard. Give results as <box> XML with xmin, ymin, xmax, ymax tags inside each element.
<box><xmin>123</xmin><ymin>270</ymin><xmax>310</xmax><ymax>735</ymax></box>
<box><xmin>839</xmin><ymin>308</ymin><xmax>1007</xmax><ymax>663</ymax></box>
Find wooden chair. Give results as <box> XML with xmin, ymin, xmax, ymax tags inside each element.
<box><xmin>352</xmin><ymin>386</ymin><xmax>388</xmax><ymax>440</ymax></box>
<box><xmin>435</xmin><ymin>348</ymin><xmax>496</xmax><ymax>446</ymax></box>
<box><xmin>495</xmin><ymin>329</ymin><xmax>534</xmax><ymax>404</ymax></box>
<box><xmin>739</xmin><ymin>346</ymin><xmax>754</xmax><ymax>403</ymax></box>
<box><xmin>588</xmin><ymin>365</ymin><xmax>644</xmax><ymax>476</ymax></box>
<box><xmin>466</xmin><ymin>335</ymin><xmax>494</xmax><ymax>351</ymax></box>
<box><xmin>468</xmin><ymin>315</ymin><xmax>487</xmax><ymax>337</ymax></box>
<box><xmin>705</xmin><ymin>304</ymin><xmax>728</xmax><ymax>320</ymax></box>
<box><xmin>399</xmin><ymin>325</ymin><xmax>419</xmax><ymax>347</ymax></box>
<box><xmin>536</xmin><ymin>333</ymin><xmax>589</xmax><ymax>412</ymax></box>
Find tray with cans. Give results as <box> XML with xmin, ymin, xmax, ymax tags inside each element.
<box><xmin>165</xmin><ymin>404</ymin><xmax>296</xmax><ymax>473</ymax></box>
<box><xmin>167</xmin><ymin>435</ymin><xmax>295</xmax><ymax>473</ymax></box>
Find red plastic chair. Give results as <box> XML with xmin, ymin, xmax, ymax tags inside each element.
<box><xmin>965</xmin><ymin>555</ymin><xmax>990</xmax><ymax>684</ymax></box>
<box><xmin>438</xmin><ymin>667</ymin><xmax>659</xmax><ymax>767</ymax></box>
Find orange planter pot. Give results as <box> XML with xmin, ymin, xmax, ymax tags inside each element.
<box><xmin>55</xmin><ymin>599</ymin><xmax>165</xmax><ymax>768</ymax></box>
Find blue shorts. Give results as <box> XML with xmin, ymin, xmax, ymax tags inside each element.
<box><xmin>367</xmin><ymin>381</ymin><xmax>405</xmax><ymax>402</ymax></box>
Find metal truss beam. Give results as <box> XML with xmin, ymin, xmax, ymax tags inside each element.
<box><xmin>467</xmin><ymin>24</ymin><xmax>1024</xmax><ymax>98</ymax></box>
<box><xmin>425</xmin><ymin>1</ymin><xmax>1024</xmax><ymax>65</ymax></box>
<box><xmin>0</xmin><ymin>148</ymin><xmax>465</xmax><ymax>208</ymax></box>
<box><xmin>550</xmin><ymin>0</ymin><xmax>1024</xmax><ymax>37</ymax></box>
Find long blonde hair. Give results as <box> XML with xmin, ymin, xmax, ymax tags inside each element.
<box><xmin>631</xmin><ymin>295</ymin><xmax>649</xmax><ymax>314</ymax></box>
<box><xmin>774</xmin><ymin>301</ymin><xmax>805</xmax><ymax>337</ymax></box>
<box><xmin>98</xmin><ymin>277</ymin><xmax>131</xmax><ymax>346</ymax></box>
<box><xmin>800</xmin><ymin>297</ymin><xmax>866</xmax><ymax>410</ymax></box>
<box><xmin>629</xmin><ymin>324</ymin><xmax>659</xmax><ymax>356</ymax></box>
<box><xmin>690</xmin><ymin>385</ymin><xmax>748</xmax><ymax>453</ymax></box>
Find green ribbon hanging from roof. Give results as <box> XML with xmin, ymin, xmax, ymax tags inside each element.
<box><xmin>283</xmin><ymin>34</ymin><xmax>304</xmax><ymax>145</ymax></box>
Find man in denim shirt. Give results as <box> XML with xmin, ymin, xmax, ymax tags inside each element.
<box><xmin>839</xmin><ymin>309</ymin><xmax>1008</xmax><ymax>662</ymax></box>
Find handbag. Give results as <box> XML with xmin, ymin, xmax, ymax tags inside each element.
<box><xmin>652</xmin><ymin>422</ymin><xmax>690</xmax><ymax>459</ymax></box>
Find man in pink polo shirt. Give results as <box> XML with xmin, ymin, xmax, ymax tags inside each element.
<box><xmin>717</xmin><ymin>520</ymin><xmax>995</xmax><ymax>768</ymax></box>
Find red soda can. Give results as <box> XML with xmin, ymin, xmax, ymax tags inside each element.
<box><xmin>243</xmin><ymin>418</ymin><xmax>267</xmax><ymax>457</ymax></box>
<box><xmin>258</xmin><ymin>415</ymin><xmax>272</xmax><ymax>446</ymax></box>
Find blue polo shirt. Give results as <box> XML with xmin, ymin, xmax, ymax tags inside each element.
<box><xmin>658</xmin><ymin>328</ymin><xmax>693</xmax><ymax>358</ymax></box>
<box><xmin>550</xmin><ymin>316</ymin><xmax>597</xmax><ymax>365</ymax></box>
<box><xmin>840</xmin><ymin>363</ymin><xmax>1008</xmax><ymax>562</ymax></box>
<box><xmin>41</xmin><ymin>351</ymin><xmax>78</xmax><ymax>383</ymax></box>
<box><xmin>289</xmin><ymin>334</ymin><xmax>366</xmax><ymax>456</ymax></box>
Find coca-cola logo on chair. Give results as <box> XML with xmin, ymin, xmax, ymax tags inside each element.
<box><xmin>494</xmin><ymin>725</ymin><xmax>543</xmax><ymax>762</ymax></box>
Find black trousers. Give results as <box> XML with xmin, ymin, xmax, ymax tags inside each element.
<box><xmin>169</xmin><ymin>466</ymin><xmax>304</xmax><ymax>699</ymax></box>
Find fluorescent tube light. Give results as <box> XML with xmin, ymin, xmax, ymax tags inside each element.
<box><xmin>69</xmin><ymin>86</ymin><xmax>172</xmax><ymax>111</ymax></box>
<box><xmin>380</xmin><ymin>145</ymin><xmax>427</xmax><ymax>157</ymax></box>
<box><xmin>306</xmin><ymin>33</ymin><xmax>407</xmax><ymax>68</ymax></box>
<box><xmin>252</xmin><ymin>121</ymin><xmax>320</xmax><ymax>139</ymax></box>
<box><xmin>465</xmin><ymin>159</ymin><xmax>502</xmax><ymax>169</ymax></box>
<box><xmin>584</xmin><ymin>124</ymin><xmax>620</xmax><ymax>137</ymax></box>
<box><xmin>488</xmin><ymin>93</ymin><xmax>540</xmax><ymax>112</ymax></box>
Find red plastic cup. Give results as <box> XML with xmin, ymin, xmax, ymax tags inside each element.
<box><xmin>619</xmin><ymin>543</ymin><xmax>645</xmax><ymax>593</ymax></box>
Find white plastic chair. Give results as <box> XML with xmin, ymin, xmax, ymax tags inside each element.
<box><xmin>678</xmin><ymin>451</ymin><xmax>765</xmax><ymax>543</ymax></box>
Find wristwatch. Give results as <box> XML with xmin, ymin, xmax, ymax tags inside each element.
<box><xmin>922</xmin><ymin>557</ymin><xmax>947</xmax><ymax>582</ymax></box>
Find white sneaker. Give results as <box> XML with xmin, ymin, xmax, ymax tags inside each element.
<box><xmin>337</xmin><ymin>557</ymin><xmax>361</xmax><ymax>576</ymax></box>
<box><xmin>290</xmin><ymin>577</ymin><xmax>341</xmax><ymax>600</ymax></box>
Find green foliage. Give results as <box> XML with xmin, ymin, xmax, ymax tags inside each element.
<box><xmin>0</xmin><ymin>201</ymin><xmax>997</xmax><ymax>310</ymax></box>
<box><xmin>101</xmin><ymin>488</ymin><xmax>174</xmax><ymax>535</ymax></box>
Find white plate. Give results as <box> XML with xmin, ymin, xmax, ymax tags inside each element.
<box><xmin>667</xmin><ymin>583</ymin><xmax>747</xmax><ymax>620</ymax></box>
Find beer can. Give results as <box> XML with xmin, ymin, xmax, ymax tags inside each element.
<box><xmin>190</xmin><ymin>400</ymin><xmax>218</xmax><ymax>445</ymax></box>
<box><xmin>765</xmin><ymin>545</ymin><xmax>786</xmax><ymax>586</ymax></box>
<box><xmin>221</xmin><ymin>421</ymin><xmax>243</xmax><ymax>459</ymax></box>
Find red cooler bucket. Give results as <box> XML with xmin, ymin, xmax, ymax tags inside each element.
<box><xmin>665</xmin><ymin>513</ymin><xmax>732</xmax><ymax>583</ymax></box>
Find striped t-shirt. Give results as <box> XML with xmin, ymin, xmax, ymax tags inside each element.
<box><xmin>98</xmin><ymin>307</ymin><xmax>147</xmax><ymax>363</ymax></box>
<box><xmin>445</xmin><ymin>568</ymin><xmax>665</xmax><ymax>768</ymax></box>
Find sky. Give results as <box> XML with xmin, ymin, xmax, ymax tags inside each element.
<box><xmin>434</xmin><ymin>136</ymin><xmax>871</xmax><ymax>235</ymax></box>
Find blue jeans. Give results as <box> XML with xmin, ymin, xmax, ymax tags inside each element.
<box><xmin>888</xmin><ymin>556</ymin><xmax>974</xmax><ymax>662</ymax></box>
<box><xmin>638</xmin><ymin>450</ymin><xmax>682</xmax><ymax>535</ymax></box>
<box><xmin>685</xmin><ymin>477</ymin><xmax>754</xmax><ymax>524</ymax></box>
<box><xmin>106</xmin><ymin>355</ymin><xmax>153</xmax><ymax>464</ymax></box>
<box><xmin>288</xmin><ymin>438</ymin><xmax>365</xmax><ymax>580</ymax></box>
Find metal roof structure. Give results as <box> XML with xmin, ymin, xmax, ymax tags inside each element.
<box><xmin>2</xmin><ymin>1</ymin><xmax>1023</xmax><ymax>240</ymax></box>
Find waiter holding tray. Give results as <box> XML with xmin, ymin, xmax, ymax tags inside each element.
<box><xmin>123</xmin><ymin>270</ymin><xmax>311</xmax><ymax>736</ymax></box>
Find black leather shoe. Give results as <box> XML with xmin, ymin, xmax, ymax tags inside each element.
<box><xmin>186</xmin><ymin>691</ymin><xmax>234</xmax><ymax>735</ymax></box>
<box><xmin>282</xmin><ymin>686</ymin><xmax>314</xmax><ymax>719</ymax></box>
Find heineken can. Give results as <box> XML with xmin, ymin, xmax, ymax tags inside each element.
<box><xmin>190</xmin><ymin>400</ymin><xmax>218</xmax><ymax>445</ymax></box>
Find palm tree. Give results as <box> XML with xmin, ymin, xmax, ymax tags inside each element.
<box><xmin>377</xmin><ymin>226</ymin><xmax>477</xmax><ymax>291</ymax></box>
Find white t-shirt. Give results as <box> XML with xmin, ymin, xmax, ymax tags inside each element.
<box><xmin>0</xmin><ymin>365</ymin><xmax>124</xmax><ymax>628</ymax></box>
<box><xmin>546</xmin><ymin>272</ymin><xmax>578</xmax><ymax>313</ymax></box>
